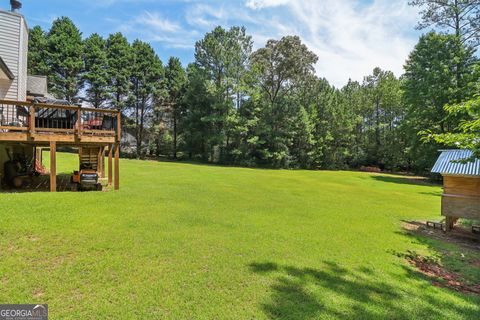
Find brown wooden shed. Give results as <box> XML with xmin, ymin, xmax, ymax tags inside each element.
<box><xmin>431</xmin><ymin>150</ymin><xmax>480</xmax><ymax>231</ymax></box>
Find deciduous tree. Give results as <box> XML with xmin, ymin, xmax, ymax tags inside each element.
<box><xmin>403</xmin><ymin>32</ymin><xmax>478</xmax><ymax>171</ymax></box>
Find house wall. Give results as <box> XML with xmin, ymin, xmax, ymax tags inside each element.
<box><xmin>18</xmin><ymin>14</ymin><xmax>28</xmax><ymax>101</ymax></box>
<box><xmin>0</xmin><ymin>10</ymin><xmax>28</xmax><ymax>101</ymax></box>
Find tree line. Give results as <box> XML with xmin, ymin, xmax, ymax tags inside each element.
<box><xmin>27</xmin><ymin>0</ymin><xmax>480</xmax><ymax>173</ymax></box>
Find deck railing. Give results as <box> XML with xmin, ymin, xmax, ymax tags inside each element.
<box><xmin>0</xmin><ymin>99</ymin><xmax>121</xmax><ymax>142</ymax></box>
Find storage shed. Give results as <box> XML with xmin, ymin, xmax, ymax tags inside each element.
<box><xmin>431</xmin><ymin>150</ymin><xmax>480</xmax><ymax>231</ymax></box>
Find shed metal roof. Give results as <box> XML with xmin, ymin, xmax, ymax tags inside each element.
<box><xmin>431</xmin><ymin>149</ymin><xmax>480</xmax><ymax>176</ymax></box>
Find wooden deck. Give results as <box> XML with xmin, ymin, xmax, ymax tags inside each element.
<box><xmin>0</xmin><ymin>99</ymin><xmax>121</xmax><ymax>145</ymax></box>
<box><xmin>0</xmin><ymin>99</ymin><xmax>121</xmax><ymax>191</ymax></box>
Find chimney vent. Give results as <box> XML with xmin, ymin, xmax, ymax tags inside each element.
<box><xmin>10</xmin><ymin>0</ymin><xmax>22</xmax><ymax>12</ymax></box>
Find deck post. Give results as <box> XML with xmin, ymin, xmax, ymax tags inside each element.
<box><xmin>117</xmin><ymin>111</ymin><xmax>122</xmax><ymax>142</ymax></box>
<box><xmin>108</xmin><ymin>145</ymin><xmax>113</xmax><ymax>186</ymax></box>
<box><xmin>445</xmin><ymin>216</ymin><xmax>455</xmax><ymax>232</ymax></box>
<box><xmin>101</xmin><ymin>147</ymin><xmax>106</xmax><ymax>178</ymax></box>
<box><xmin>97</xmin><ymin>147</ymin><xmax>103</xmax><ymax>177</ymax></box>
<box><xmin>29</xmin><ymin>105</ymin><xmax>36</xmax><ymax>135</ymax></box>
<box><xmin>77</xmin><ymin>108</ymin><xmax>82</xmax><ymax>137</ymax></box>
<box><xmin>114</xmin><ymin>143</ymin><xmax>119</xmax><ymax>190</ymax></box>
<box><xmin>37</xmin><ymin>147</ymin><xmax>43</xmax><ymax>167</ymax></box>
<box><xmin>50</xmin><ymin>141</ymin><xmax>56</xmax><ymax>192</ymax></box>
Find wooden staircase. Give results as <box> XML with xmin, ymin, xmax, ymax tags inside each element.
<box><xmin>79</xmin><ymin>147</ymin><xmax>100</xmax><ymax>171</ymax></box>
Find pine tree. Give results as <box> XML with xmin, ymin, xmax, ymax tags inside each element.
<box><xmin>409</xmin><ymin>0</ymin><xmax>480</xmax><ymax>48</ymax></box>
<box><xmin>164</xmin><ymin>57</ymin><xmax>187</xmax><ymax>159</ymax></box>
<box><xmin>106</xmin><ymin>33</ymin><xmax>132</xmax><ymax>110</ymax></box>
<box><xmin>46</xmin><ymin>17</ymin><xmax>84</xmax><ymax>102</ymax></box>
<box><xmin>83</xmin><ymin>33</ymin><xmax>109</xmax><ymax>108</ymax></box>
<box><xmin>194</xmin><ymin>26</ymin><xmax>253</xmax><ymax>162</ymax></box>
<box><xmin>28</xmin><ymin>26</ymin><xmax>49</xmax><ymax>76</ymax></box>
<box><xmin>130</xmin><ymin>40</ymin><xmax>164</xmax><ymax>158</ymax></box>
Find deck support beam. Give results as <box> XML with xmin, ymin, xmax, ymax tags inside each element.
<box><xmin>101</xmin><ymin>147</ymin><xmax>106</xmax><ymax>178</ymax></box>
<box><xmin>50</xmin><ymin>141</ymin><xmax>56</xmax><ymax>192</ymax></box>
<box><xmin>114</xmin><ymin>143</ymin><xmax>119</xmax><ymax>190</ymax></box>
<box><xmin>97</xmin><ymin>147</ymin><xmax>104</xmax><ymax>178</ymax></box>
<box><xmin>445</xmin><ymin>216</ymin><xmax>455</xmax><ymax>232</ymax></box>
<box><xmin>108</xmin><ymin>145</ymin><xmax>113</xmax><ymax>186</ymax></box>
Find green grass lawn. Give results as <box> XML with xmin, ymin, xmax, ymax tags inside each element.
<box><xmin>0</xmin><ymin>153</ymin><xmax>479</xmax><ymax>319</ymax></box>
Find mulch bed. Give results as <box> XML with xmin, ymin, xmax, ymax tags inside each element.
<box><xmin>471</xmin><ymin>260</ymin><xmax>480</xmax><ymax>268</ymax></box>
<box><xmin>404</xmin><ymin>252</ymin><xmax>480</xmax><ymax>295</ymax></box>
<box><xmin>402</xmin><ymin>221</ymin><xmax>480</xmax><ymax>295</ymax></box>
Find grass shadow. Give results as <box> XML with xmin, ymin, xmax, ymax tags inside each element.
<box><xmin>419</xmin><ymin>191</ymin><xmax>442</xmax><ymax>197</ymax></box>
<box><xmin>369</xmin><ymin>175</ymin><xmax>440</xmax><ymax>187</ymax></box>
<box><xmin>248</xmin><ymin>259</ymin><xmax>479</xmax><ymax>319</ymax></box>
<box><xmin>141</xmin><ymin>157</ymin><xmax>285</xmax><ymax>171</ymax></box>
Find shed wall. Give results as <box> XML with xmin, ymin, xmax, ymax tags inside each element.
<box><xmin>441</xmin><ymin>194</ymin><xmax>480</xmax><ymax>220</ymax></box>
<box><xmin>441</xmin><ymin>175</ymin><xmax>480</xmax><ymax>220</ymax></box>
<box><xmin>443</xmin><ymin>176</ymin><xmax>480</xmax><ymax>197</ymax></box>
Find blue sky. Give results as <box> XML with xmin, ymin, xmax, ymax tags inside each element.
<box><xmin>6</xmin><ymin>0</ymin><xmax>421</xmax><ymax>87</ymax></box>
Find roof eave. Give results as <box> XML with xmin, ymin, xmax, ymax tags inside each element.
<box><xmin>0</xmin><ymin>57</ymin><xmax>14</xmax><ymax>80</ymax></box>
<box><xmin>431</xmin><ymin>149</ymin><xmax>480</xmax><ymax>176</ymax></box>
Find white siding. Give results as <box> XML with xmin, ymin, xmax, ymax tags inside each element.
<box><xmin>17</xmin><ymin>16</ymin><xmax>27</xmax><ymax>101</ymax></box>
<box><xmin>0</xmin><ymin>10</ymin><xmax>28</xmax><ymax>101</ymax></box>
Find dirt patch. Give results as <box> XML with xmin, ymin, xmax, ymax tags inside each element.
<box><xmin>404</xmin><ymin>252</ymin><xmax>480</xmax><ymax>295</ymax></box>
<box><xmin>33</xmin><ymin>289</ymin><xmax>44</xmax><ymax>298</ymax></box>
<box><xmin>471</xmin><ymin>260</ymin><xmax>480</xmax><ymax>268</ymax></box>
<box><xmin>402</xmin><ymin>220</ymin><xmax>480</xmax><ymax>251</ymax></box>
<box><xmin>27</xmin><ymin>235</ymin><xmax>40</xmax><ymax>242</ymax></box>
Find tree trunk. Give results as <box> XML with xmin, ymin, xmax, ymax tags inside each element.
<box><xmin>375</xmin><ymin>98</ymin><xmax>382</xmax><ymax>164</ymax></box>
<box><xmin>173</xmin><ymin>112</ymin><xmax>177</xmax><ymax>159</ymax></box>
<box><xmin>454</xmin><ymin>0</ymin><xmax>461</xmax><ymax>102</ymax></box>
<box><xmin>138</xmin><ymin>97</ymin><xmax>146</xmax><ymax>159</ymax></box>
<box><xmin>135</xmin><ymin>100</ymin><xmax>140</xmax><ymax>159</ymax></box>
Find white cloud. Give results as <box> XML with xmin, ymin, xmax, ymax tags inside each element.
<box><xmin>185</xmin><ymin>4</ymin><xmax>227</xmax><ymax>28</ymax></box>
<box><xmin>181</xmin><ymin>0</ymin><xmax>419</xmax><ymax>86</ymax></box>
<box><xmin>117</xmin><ymin>10</ymin><xmax>200</xmax><ymax>51</ymax></box>
<box><xmin>242</xmin><ymin>0</ymin><xmax>420</xmax><ymax>87</ymax></box>
<box><xmin>110</xmin><ymin>0</ymin><xmax>420</xmax><ymax>86</ymax></box>
<box><xmin>245</xmin><ymin>0</ymin><xmax>289</xmax><ymax>9</ymax></box>
<box><xmin>135</xmin><ymin>12</ymin><xmax>181</xmax><ymax>33</ymax></box>
<box><xmin>88</xmin><ymin>0</ymin><xmax>158</xmax><ymax>8</ymax></box>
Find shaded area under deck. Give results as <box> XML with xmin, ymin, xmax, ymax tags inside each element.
<box><xmin>0</xmin><ymin>99</ymin><xmax>121</xmax><ymax>192</ymax></box>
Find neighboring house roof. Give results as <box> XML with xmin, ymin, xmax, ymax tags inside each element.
<box><xmin>27</xmin><ymin>75</ymin><xmax>48</xmax><ymax>96</ymax></box>
<box><xmin>0</xmin><ymin>56</ymin><xmax>14</xmax><ymax>80</ymax></box>
<box><xmin>431</xmin><ymin>149</ymin><xmax>480</xmax><ymax>176</ymax></box>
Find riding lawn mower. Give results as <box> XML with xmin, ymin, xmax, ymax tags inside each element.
<box><xmin>71</xmin><ymin>163</ymin><xmax>102</xmax><ymax>191</ymax></box>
